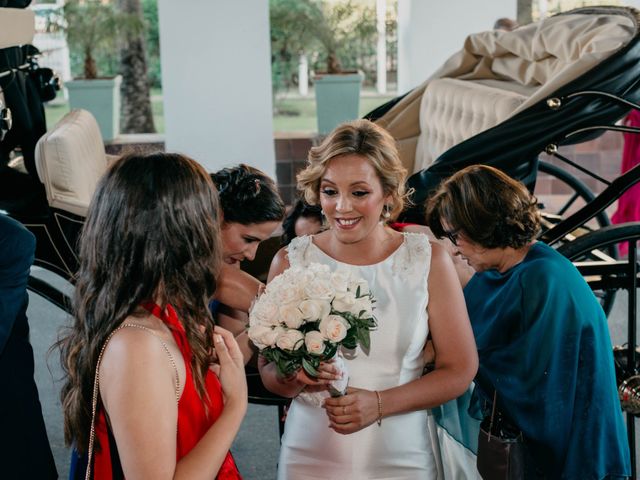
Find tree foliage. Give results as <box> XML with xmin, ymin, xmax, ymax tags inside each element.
<box><xmin>62</xmin><ymin>0</ymin><xmax>143</xmax><ymax>79</ymax></box>
<box><xmin>270</xmin><ymin>0</ymin><xmax>396</xmax><ymax>94</ymax></box>
<box><xmin>118</xmin><ymin>0</ymin><xmax>156</xmax><ymax>133</ymax></box>
<box><xmin>142</xmin><ymin>0</ymin><xmax>161</xmax><ymax>88</ymax></box>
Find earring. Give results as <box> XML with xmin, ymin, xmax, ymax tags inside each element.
<box><xmin>320</xmin><ymin>209</ymin><xmax>329</xmax><ymax>228</ymax></box>
<box><xmin>383</xmin><ymin>204</ymin><xmax>391</xmax><ymax>219</ymax></box>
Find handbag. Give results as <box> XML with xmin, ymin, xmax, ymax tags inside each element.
<box><xmin>476</xmin><ymin>390</ymin><xmax>526</xmax><ymax>480</ymax></box>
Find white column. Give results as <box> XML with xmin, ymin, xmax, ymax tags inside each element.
<box><xmin>538</xmin><ymin>0</ymin><xmax>548</xmax><ymax>19</ymax></box>
<box><xmin>397</xmin><ymin>0</ymin><xmax>517</xmax><ymax>93</ymax></box>
<box><xmin>157</xmin><ymin>0</ymin><xmax>275</xmax><ymax>178</ymax></box>
<box><xmin>298</xmin><ymin>54</ymin><xmax>309</xmax><ymax>96</ymax></box>
<box><xmin>376</xmin><ymin>0</ymin><xmax>387</xmax><ymax>94</ymax></box>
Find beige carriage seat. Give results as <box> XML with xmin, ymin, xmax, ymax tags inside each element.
<box><xmin>0</xmin><ymin>8</ymin><xmax>35</xmax><ymax>158</ymax></box>
<box><xmin>35</xmin><ymin>109</ymin><xmax>117</xmax><ymax>217</ymax></box>
<box><xmin>378</xmin><ymin>8</ymin><xmax>638</xmax><ymax>173</ymax></box>
<box><xmin>416</xmin><ymin>78</ymin><xmax>529</xmax><ymax>170</ymax></box>
<box><xmin>0</xmin><ymin>8</ymin><xmax>35</xmax><ymax>49</ymax></box>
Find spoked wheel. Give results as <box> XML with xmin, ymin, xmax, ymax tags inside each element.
<box><xmin>557</xmin><ymin>223</ymin><xmax>640</xmax><ymax>316</ymax></box>
<box><xmin>536</xmin><ymin>160</ymin><xmax>611</xmax><ymax>239</ymax></box>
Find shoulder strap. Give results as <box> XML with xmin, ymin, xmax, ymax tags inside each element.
<box><xmin>84</xmin><ymin>323</ymin><xmax>180</xmax><ymax>480</ymax></box>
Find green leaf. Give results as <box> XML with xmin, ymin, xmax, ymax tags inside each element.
<box><xmin>323</xmin><ymin>342</ymin><xmax>338</xmax><ymax>360</ymax></box>
<box><xmin>302</xmin><ymin>357</ymin><xmax>320</xmax><ymax>377</ymax></box>
<box><xmin>359</xmin><ymin>327</ymin><xmax>371</xmax><ymax>350</ymax></box>
<box><xmin>342</xmin><ymin>335</ymin><xmax>357</xmax><ymax>350</ymax></box>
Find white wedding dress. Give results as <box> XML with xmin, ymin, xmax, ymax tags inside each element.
<box><xmin>277</xmin><ymin>233</ymin><xmax>441</xmax><ymax>480</ymax></box>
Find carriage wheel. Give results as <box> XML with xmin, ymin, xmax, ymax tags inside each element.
<box><xmin>556</xmin><ymin>223</ymin><xmax>640</xmax><ymax>316</ymax></box>
<box><xmin>536</xmin><ymin>160</ymin><xmax>610</xmax><ymax>232</ymax></box>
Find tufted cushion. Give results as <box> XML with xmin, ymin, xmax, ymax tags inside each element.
<box><xmin>378</xmin><ymin>10</ymin><xmax>637</xmax><ymax>173</ymax></box>
<box><xmin>415</xmin><ymin>78</ymin><xmax>528</xmax><ymax>170</ymax></box>
<box><xmin>35</xmin><ymin>109</ymin><xmax>111</xmax><ymax>217</ymax></box>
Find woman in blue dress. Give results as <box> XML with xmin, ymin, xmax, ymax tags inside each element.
<box><xmin>426</xmin><ymin>164</ymin><xmax>630</xmax><ymax>479</ymax></box>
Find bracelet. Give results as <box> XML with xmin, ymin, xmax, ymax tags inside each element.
<box><xmin>374</xmin><ymin>390</ymin><xmax>383</xmax><ymax>426</ymax></box>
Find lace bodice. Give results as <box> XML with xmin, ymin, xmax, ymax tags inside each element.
<box><xmin>286</xmin><ymin>232</ymin><xmax>430</xmax><ymax>275</ymax></box>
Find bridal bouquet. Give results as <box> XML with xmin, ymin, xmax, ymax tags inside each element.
<box><xmin>248</xmin><ymin>262</ymin><xmax>376</xmax><ymax>382</ymax></box>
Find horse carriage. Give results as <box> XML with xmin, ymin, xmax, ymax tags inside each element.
<box><xmin>2</xmin><ymin>3</ymin><xmax>640</xmax><ymax>474</ymax></box>
<box><xmin>367</xmin><ymin>5</ymin><xmax>640</xmax><ymax>473</ymax></box>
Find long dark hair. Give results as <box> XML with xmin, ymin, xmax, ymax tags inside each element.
<box><xmin>211</xmin><ymin>164</ymin><xmax>285</xmax><ymax>225</ymax></box>
<box><xmin>58</xmin><ymin>152</ymin><xmax>222</xmax><ymax>454</ymax></box>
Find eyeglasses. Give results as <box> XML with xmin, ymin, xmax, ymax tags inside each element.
<box><xmin>443</xmin><ymin>230</ymin><xmax>459</xmax><ymax>246</ymax></box>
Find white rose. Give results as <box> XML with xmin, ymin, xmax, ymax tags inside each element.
<box><xmin>279</xmin><ymin>304</ymin><xmax>305</xmax><ymax>329</ymax></box>
<box><xmin>331</xmin><ymin>269</ymin><xmax>352</xmax><ymax>293</ymax></box>
<box><xmin>276</xmin><ymin>329</ymin><xmax>305</xmax><ymax>351</ymax></box>
<box><xmin>332</xmin><ymin>291</ymin><xmax>357</xmax><ymax>313</ymax></box>
<box><xmin>305</xmin><ymin>330</ymin><xmax>326</xmax><ymax>355</ymax></box>
<box><xmin>250</xmin><ymin>298</ymin><xmax>280</xmax><ymax>326</ymax></box>
<box><xmin>262</xmin><ymin>326</ymin><xmax>285</xmax><ymax>347</ymax></box>
<box><xmin>269</xmin><ymin>283</ymin><xmax>302</xmax><ymax>305</ymax></box>
<box><xmin>349</xmin><ymin>278</ymin><xmax>370</xmax><ymax>297</ymax></box>
<box><xmin>265</xmin><ymin>272</ymin><xmax>287</xmax><ymax>294</ymax></box>
<box><xmin>298</xmin><ymin>299</ymin><xmax>331</xmax><ymax>322</ymax></box>
<box><xmin>304</xmin><ymin>277</ymin><xmax>335</xmax><ymax>301</ymax></box>
<box><xmin>272</xmin><ymin>284</ymin><xmax>303</xmax><ymax>305</ymax></box>
<box><xmin>248</xmin><ymin>325</ymin><xmax>283</xmax><ymax>349</ymax></box>
<box><xmin>349</xmin><ymin>297</ymin><xmax>373</xmax><ymax>318</ymax></box>
<box><xmin>319</xmin><ymin>314</ymin><xmax>350</xmax><ymax>343</ymax></box>
<box><xmin>247</xmin><ymin>324</ymin><xmax>272</xmax><ymax>349</ymax></box>
<box><xmin>298</xmin><ymin>268</ymin><xmax>317</xmax><ymax>286</ymax></box>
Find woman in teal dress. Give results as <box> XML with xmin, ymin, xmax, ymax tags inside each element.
<box><xmin>426</xmin><ymin>164</ymin><xmax>630</xmax><ymax>479</ymax></box>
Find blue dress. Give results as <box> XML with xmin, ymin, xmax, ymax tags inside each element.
<box><xmin>464</xmin><ymin>241</ymin><xmax>630</xmax><ymax>479</ymax></box>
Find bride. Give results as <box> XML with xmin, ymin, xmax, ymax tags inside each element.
<box><xmin>259</xmin><ymin>119</ymin><xmax>478</xmax><ymax>479</ymax></box>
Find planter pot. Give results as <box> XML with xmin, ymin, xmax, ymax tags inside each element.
<box><xmin>65</xmin><ymin>75</ymin><xmax>122</xmax><ymax>141</ymax></box>
<box><xmin>314</xmin><ymin>71</ymin><xmax>364</xmax><ymax>135</ymax></box>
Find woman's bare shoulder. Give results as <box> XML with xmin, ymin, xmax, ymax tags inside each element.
<box><xmin>100</xmin><ymin>314</ymin><xmax>175</xmax><ymax>370</ymax></box>
<box><xmin>428</xmin><ymin>240</ymin><xmax>450</xmax><ymax>265</ymax></box>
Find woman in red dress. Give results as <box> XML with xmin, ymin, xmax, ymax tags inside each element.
<box><xmin>58</xmin><ymin>153</ymin><xmax>246</xmax><ymax>479</ymax></box>
<box><xmin>612</xmin><ymin>110</ymin><xmax>640</xmax><ymax>255</ymax></box>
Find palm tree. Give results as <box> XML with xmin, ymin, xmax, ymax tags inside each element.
<box><xmin>117</xmin><ymin>0</ymin><xmax>155</xmax><ymax>133</ymax></box>
<box><xmin>517</xmin><ymin>0</ymin><xmax>533</xmax><ymax>26</ymax></box>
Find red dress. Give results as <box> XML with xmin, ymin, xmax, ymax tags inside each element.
<box><xmin>612</xmin><ymin>110</ymin><xmax>640</xmax><ymax>255</ymax></box>
<box><xmin>92</xmin><ymin>303</ymin><xmax>242</xmax><ymax>479</ymax></box>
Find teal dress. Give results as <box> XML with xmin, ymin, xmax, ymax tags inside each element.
<box><xmin>457</xmin><ymin>241</ymin><xmax>629</xmax><ymax>479</ymax></box>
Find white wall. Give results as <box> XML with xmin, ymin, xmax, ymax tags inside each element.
<box><xmin>397</xmin><ymin>0</ymin><xmax>516</xmax><ymax>93</ymax></box>
<box><xmin>622</xmin><ymin>0</ymin><xmax>640</xmax><ymax>9</ymax></box>
<box><xmin>157</xmin><ymin>0</ymin><xmax>275</xmax><ymax>178</ymax></box>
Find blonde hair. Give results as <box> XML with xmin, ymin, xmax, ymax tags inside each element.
<box><xmin>297</xmin><ymin>119</ymin><xmax>408</xmax><ymax>221</ymax></box>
